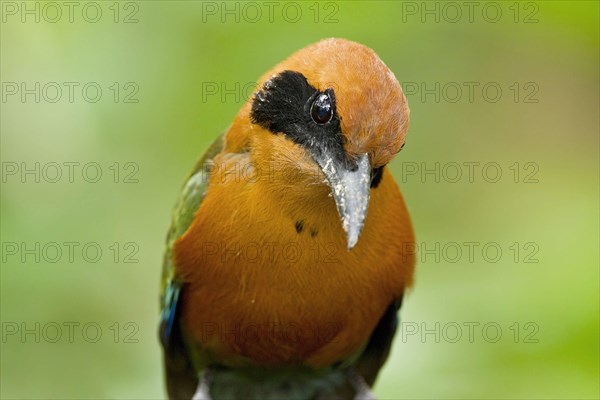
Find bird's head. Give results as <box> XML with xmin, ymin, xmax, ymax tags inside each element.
<box><xmin>225</xmin><ymin>38</ymin><xmax>410</xmax><ymax>249</ymax></box>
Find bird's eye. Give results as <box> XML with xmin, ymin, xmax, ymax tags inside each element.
<box><xmin>310</xmin><ymin>93</ymin><xmax>333</xmax><ymax>124</ymax></box>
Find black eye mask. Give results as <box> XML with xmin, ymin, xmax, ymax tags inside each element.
<box><xmin>250</xmin><ymin>70</ymin><xmax>351</xmax><ymax>169</ymax></box>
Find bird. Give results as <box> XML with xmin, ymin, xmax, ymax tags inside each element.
<box><xmin>159</xmin><ymin>38</ymin><xmax>415</xmax><ymax>400</ymax></box>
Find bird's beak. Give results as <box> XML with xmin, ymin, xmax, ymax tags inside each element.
<box><xmin>313</xmin><ymin>152</ymin><xmax>371</xmax><ymax>250</ymax></box>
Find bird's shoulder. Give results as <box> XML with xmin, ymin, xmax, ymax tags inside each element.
<box><xmin>160</xmin><ymin>132</ymin><xmax>226</xmax><ymax>338</ymax></box>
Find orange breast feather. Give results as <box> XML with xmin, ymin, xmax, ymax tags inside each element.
<box><xmin>173</xmin><ymin>156</ymin><xmax>415</xmax><ymax>368</ymax></box>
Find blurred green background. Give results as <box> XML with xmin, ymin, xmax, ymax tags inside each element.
<box><xmin>1</xmin><ymin>1</ymin><xmax>598</xmax><ymax>399</ymax></box>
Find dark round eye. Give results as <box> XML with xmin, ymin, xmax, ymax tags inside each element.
<box><xmin>310</xmin><ymin>93</ymin><xmax>333</xmax><ymax>124</ymax></box>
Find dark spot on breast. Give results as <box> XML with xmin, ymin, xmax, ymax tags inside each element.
<box><xmin>310</xmin><ymin>227</ymin><xmax>318</xmax><ymax>238</ymax></box>
<box><xmin>295</xmin><ymin>220</ymin><xmax>304</xmax><ymax>233</ymax></box>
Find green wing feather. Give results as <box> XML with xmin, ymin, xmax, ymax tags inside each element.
<box><xmin>159</xmin><ymin>133</ymin><xmax>225</xmax><ymax>399</ymax></box>
<box><xmin>160</xmin><ymin>133</ymin><xmax>226</xmax><ymax>298</ymax></box>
